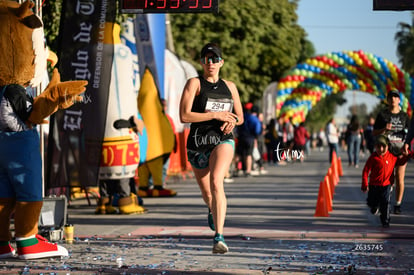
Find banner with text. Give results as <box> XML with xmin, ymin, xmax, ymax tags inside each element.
<box><xmin>46</xmin><ymin>0</ymin><xmax>116</xmax><ymax>189</ymax></box>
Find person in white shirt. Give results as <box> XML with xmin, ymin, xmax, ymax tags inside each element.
<box><xmin>326</xmin><ymin>118</ymin><xmax>339</xmax><ymax>163</ymax></box>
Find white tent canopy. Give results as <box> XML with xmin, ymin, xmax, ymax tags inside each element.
<box><xmin>262</xmin><ymin>81</ymin><xmax>278</xmax><ymax>126</ymax></box>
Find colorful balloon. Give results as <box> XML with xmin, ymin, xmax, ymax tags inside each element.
<box><xmin>276</xmin><ymin>50</ymin><xmax>413</xmax><ymax>123</ymax></box>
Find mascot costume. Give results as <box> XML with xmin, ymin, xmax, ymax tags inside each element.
<box><xmin>95</xmin><ymin>22</ymin><xmax>145</xmax><ymax>215</ymax></box>
<box><xmin>0</xmin><ymin>1</ymin><xmax>87</xmax><ymax>259</ymax></box>
<box><xmin>137</xmin><ymin>69</ymin><xmax>177</xmax><ymax>197</ymax></box>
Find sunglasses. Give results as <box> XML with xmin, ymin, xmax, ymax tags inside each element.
<box><xmin>201</xmin><ymin>56</ymin><xmax>222</xmax><ymax>64</ymax></box>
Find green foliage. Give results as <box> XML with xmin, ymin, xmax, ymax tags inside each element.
<box><xmin>42</xmin><ymin>0</ymin><xmax>314</xmax><ymax>103</ymax></box>
<box><xmin>395</xmin><ymin>15</ymin><xmax>414</xmax><ymax>75</ymax></box>
<box><xmin>42</xmin><ymin>0</ymin><xmax>131</xmax><ymax>53</ymax></box>
<box><xmin>347</xmin><ymin>103</ymin><xmax>367</xmax><ymax>119</ymax></box>
<box><xmin>42</xmin><ymin>0</ymin><xmax>63</xmax><ymax>53</ymax></box>
<box><xmin>170</xmin><ymin>0</ymin><xmax>314</xmax><ymax>102</ymax></box>
<box><xmin>42</xmin><ymin>0</ymin><xmax>321</xmax><ymax>123</ymax></box>
<box><xmin>305</xmin><ymin>93</ymin><xmax>346</xmax><ymax>133</ymax></box>
<box><xmin>370</xmin><ymin>101</ymin><xmax>388</xmax><ymax>119</ymax></box>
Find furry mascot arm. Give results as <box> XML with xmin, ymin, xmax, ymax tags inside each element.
<box><xmin>27</xmin><ymin>68</ymin><xmax>87</xmax><ymax>125</ymax></box>
<box><xmin>0</xmin><ymin>0</ymin><xmax>88</xmax><ymax>127</ymax></box>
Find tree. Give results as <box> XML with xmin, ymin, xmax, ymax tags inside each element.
<box><xmin>347</xmin><ymin>103</ymin><xmax>368</xmax><ymax>126</ymax></box>
<box><xmin>42</xmin><ymin>0</ymin><xmax>63</xmax><ymax>53</ymax></box>
<box><xmin>42</xmin><ymin>0</ymin><xmax>131</xmax><ymax>54</ymax></box>
<box><xmin>42</xmin><ymin>1</ymin><xmax>314</xmax><ymax>103</ymax></box>
<box><xmin>170</xmin><ymin>0</ymin><xmax>314</xmax><ymax>102</ymax></box>
<box><xmin>395</xmin><ymin>15</ymin><xmax>414</xmax><ymax>75</ymax></box>
<box><xmin>305</xmin><ymin>93</ymin><xmax>346</xmax><ymax>134</ymax></box>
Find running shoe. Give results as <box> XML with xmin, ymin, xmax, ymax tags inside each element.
<box><xmin>370</xmin><ymin>207</ymin><xmax>379</xmax><ymax>215</ymax></box>
<box><xmin>394</xmin><ymin>205</ymin><xmax>401</xmax><ymax>214</ymax></box>
<box><xmin>0</xmin><ymin>243</ymin><xmax>16</xmax><ymax>259</ymax></box>
<box><xmin>212</xmin><ymin>233</ymin><xmax>228</xmax><ymax>254</ymax></box>
<box><xmin>208</xmin><ymin>209</ymin><xmax>215</xmax><ymax>231</ymax></box>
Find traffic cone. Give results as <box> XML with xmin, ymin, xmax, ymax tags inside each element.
<box><xmin>332</xmin><ymin>150</ymin><xmax>338</xmax><ymax>164</ymax></box>
<box><xmin>330</xmin><ymin>155</ymin><xmax>339</xmax><ymax>184</ymax></box>
<box><xmin>324</xmin><ymin>175</ymin><xmax>333</xmax><ymax>212</ymax></box>
<box><xmin>314</xmin><ymin>180</ymin><xmax>330</xmax><ymax>217</ymax></box>
<box><xmin>327</xmin><ymin>169</ymin><xmax>336</xmax><ymax>198</ymax></box>
<box><xmin>337</xmin><ymin>157</ymin><xmax>343</xmax><ymax>177</ymax></box>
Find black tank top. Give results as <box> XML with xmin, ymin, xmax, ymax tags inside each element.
<box><xmin>187</xmin><ymin>77</ymin><xmax>234</xmax><ymax>152</ymax></box>
<box><xmin>374</xmin><ymin>109</ymin><xmax>409</xmax><ymax>156</ymax></box>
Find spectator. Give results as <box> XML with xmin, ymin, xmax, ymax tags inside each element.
<box><xmin>251</xmin><ymin>106</ymin><xmax>266</xmax><ymax>175</ymax></box>
<box><xmin>293</xmin><ymin>122</ymin><xmax>310</xmax><ymax>162</ymax></box>
<box><xmin>364</xmin><ymin>116</ymin><xmax>376</xmax><ymax>154</ymax></box>
<box><xmin>235</xmin><ymin>103</ymin><xmax>262</xmax><ymax>177</ymax></box>
<box><xmin>275</xmin><ymin>117</ymin><xmax>287</xmax><ymax>165</ymax></box>
<box><xmin>346</xmin><ymin>115</ymin><xmax>363</xmax><ymax>168</ymax></box>
<box><xmin>325</xmin><ymin>118</ymin><xmax>339</xmax><ymax>163</ymax></box>
<box><xmin>264</xmin><ymin>118</ymin><xmax>278</xmax><ymax>165</ymax></box>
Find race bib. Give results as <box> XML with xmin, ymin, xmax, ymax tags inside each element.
<box><xmin>205</xmin><ymin>98</ymin><xmax>233</xmax><ymax>113</ymax></box>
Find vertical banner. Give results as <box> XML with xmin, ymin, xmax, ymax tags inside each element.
<box><xmin>148</xmin><ymin>14</ymin><xmax>166</xmax><ymax>99</ymax></box>
<box><xmin>134</xmin><ymin>14</ymin><xmax>160</xmax><ymax>91</ymax></box>
<box><xmin>46</xmin><ymin>0</ymin><xmax>116</xmax><ymax>189</ymax></box>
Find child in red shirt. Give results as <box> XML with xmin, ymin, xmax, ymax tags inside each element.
<box><xmin>361</xmin><ymin>135</ymin><xmax>412</xmax><ymax>228</ymax></box>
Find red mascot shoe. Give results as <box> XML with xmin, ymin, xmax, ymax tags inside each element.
<box><xmin>0</xmin><ymin>243</ymin><xmax>16</xmax><ymax>258</ymax></box>
<box><xmin>17</xmin><ymin>235</ymin><xmax>68</xmax><ymax>260</ymax></box>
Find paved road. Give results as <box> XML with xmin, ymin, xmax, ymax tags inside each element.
<box><xmin>1</xmin><ymin>149</ymin><xmax>414</xmax><ymax>274</ymax></box>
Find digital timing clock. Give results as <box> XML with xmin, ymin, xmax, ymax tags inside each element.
<box><xmin>373</xmin><ymin>0</ymin><xmax>414</xmax><ymax>10</ymax></box>
<box><xmin>120</xmin><ymin>0</ymin><xmax>219</xmax><ymax>14</ymax></box>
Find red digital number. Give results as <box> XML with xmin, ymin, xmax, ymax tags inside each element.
<box><xmin>122</xmin><ymin>0</ymin><xmax>216</xmax><ymax>12</ymax></box>
<box><xmin>140</xmin><ymin>0</ymin><xmax>148</xmax><ymax>8</ymax></box>
<box><xmin>170</xmin><ymin>0</ymin><xmax>179</xmax><ymax>8</ymax></box>
<box><xmin>189</xmin><ymin>0</ymin><xmax>198</xmax><ymax>8</ymax></box>
<box><xmin>202</xmin><ymin>0</ymin><xmax>211</xmax><ymax>8</ymax></box>
<box><xmin>157</xmin><ymin>0</ymin><xmax>166</xmax><ymax>8</ymax></box>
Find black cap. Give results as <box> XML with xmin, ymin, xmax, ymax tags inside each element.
<box><xmin>375</xmin><ymin>135</ymin><xmax>388</xmax><ymax>146</ymax></box>
<box><xmin>200</xmin><ymin>43</ymin><xmax>222</xmax><ymax>58</ymax></box>
<box><xmin>387</xmin><ymin>89</ymin><xmax>400</xmax><ymax>98</ymax></box>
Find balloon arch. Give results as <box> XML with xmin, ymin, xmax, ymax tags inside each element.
<box><xmin>276</xmin><ymin>50</ymin><xmax>413</xmax><ymax>125</ymax></box>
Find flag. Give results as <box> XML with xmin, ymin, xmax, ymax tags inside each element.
<box><xmin>46</xmin><ymin>0</ymin><xmax>116</xmax><ymax>189</ymax></box>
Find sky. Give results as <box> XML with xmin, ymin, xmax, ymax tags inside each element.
<box><xmin>297</xmin><ymin>0</ymin><xmax>413</xmax><ymax>119</ymax></box>
<box><xmin>297</xmin><ymin>0</ymin><xmax>412</xmax><ymax>66</ymax></box>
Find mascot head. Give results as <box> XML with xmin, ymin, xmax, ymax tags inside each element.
<box><xmin>0</xmin><ymin>0</ymin><xmax>51</xmax><ymax>87</ymax></box>
<box><xmin>0</xmin><ymin>0</ymin><xmax>86</xmax><ymax>128</ymax></box>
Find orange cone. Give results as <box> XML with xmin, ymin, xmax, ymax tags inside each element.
<box><xmin>332</xmin><ymin>150</ymin><xmax>338</xmax><ymax>164</ymax></box>
<box><xmin>327</xmin><ymin>169</ymin><xmax>336</xmax><ymax>198</ymax></box>
<box><xmin>324</xmin><ymin>175</ymin><xmax>333</xmax><ymax>212</ymax></box>
<box><xmin>337</xmin><ymin>157</ymin><xmax>343</xmax><ymax>177</ymax></box>
<box><xmin>330</xmin><ymin>155</ymin><xmax>339</xmax><ymax>184</ymax></box>
<box><xmin>314</xmin><ymin>180</ymin><xmax>329</xmax><ymax>217</ymax></box>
